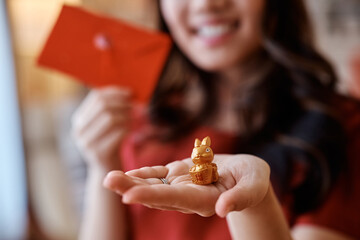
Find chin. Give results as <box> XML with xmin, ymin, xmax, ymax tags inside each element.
<box><xmin>193</xmin><ymin>58</ymin><xmax>238</xmax><ymax>72</ymax></box>
<box><xmin>186</xmin><ymin>48</ymin><xmax>246</xmax><ymax>72</ymax></box>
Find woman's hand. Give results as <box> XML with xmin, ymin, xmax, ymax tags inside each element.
<box><xmin>103</xmin><ymin>154</ymin><xmax>270</xmax><ymax>217</ymax></box>
<box><xmin>71</xmin><ymin>86</ymin><xmax>132</xmax><ymax>171</ymax></box>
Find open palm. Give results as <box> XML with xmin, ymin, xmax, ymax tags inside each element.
<box><xmin>104</xmin><ymin>154</ymin><xmax>270</xmax><ymax>217</ymax></box>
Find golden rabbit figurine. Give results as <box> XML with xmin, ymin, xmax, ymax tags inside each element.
<box><xmin>189</xmin><ymin>136</ymin><xmax>219</xmax><ymax>185</ymax></box>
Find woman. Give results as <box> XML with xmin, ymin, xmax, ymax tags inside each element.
<box><xmin>72</xmin><ymin>0</ymin><xmax>360</xmax><ymax>239</ymax></box>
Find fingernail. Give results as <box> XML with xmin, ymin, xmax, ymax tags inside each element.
<box><xmin>105</xmin><ymin>171</ymin><xmax>120</xmax><ymax>180</ymax></box>
<box><xmin>103</xmin><ymin>171</ymin><xmax>122</xmax><ymax>189</ymax></box>
<box><xmin>122</xmin><ymin>195</ymin><xmax>130</xmax><ymax>204</ymax></box>
<box><xmin>103</xmin><ymin>176</ymin><xmax>111</xmax><ymax>188</ymax></box>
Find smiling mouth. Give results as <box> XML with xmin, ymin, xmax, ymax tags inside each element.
<box><xmin>194</xmin><ymin>21</ymin><xmax>239</xmax><ymax>39</ymax></box>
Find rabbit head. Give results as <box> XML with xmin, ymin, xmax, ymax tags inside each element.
<box><xmin>191</xmin><ymin>136</ymin><xmax>214</xmax><ymax>164</ymax></box>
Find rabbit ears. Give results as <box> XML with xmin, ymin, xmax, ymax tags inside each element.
<box><xmin>194</xmin><ymin>136</ymin><xmax>211</xmax><ymax>147</ymax></box>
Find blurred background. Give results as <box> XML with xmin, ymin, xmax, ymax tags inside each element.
<box><xmin>0</xmin><ymin>0</ymin><xmax>359</xmax><ymax>239</ymax></box>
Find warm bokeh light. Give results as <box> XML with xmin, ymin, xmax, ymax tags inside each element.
<box><xmin>7</xmin><ymin>1</ymin><xmax>158</xmax><ymax>239</ymax></box>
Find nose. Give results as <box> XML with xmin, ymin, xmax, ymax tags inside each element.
<box><xmin>190</xmin><ymin>0</ymin><xmax>230</xmax><ymax>14</ymax></box>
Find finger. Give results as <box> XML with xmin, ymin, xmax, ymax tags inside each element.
<box><xmin>166</xmin><ymin>159</ymin><xmax>193</xmax><ymax>170</ymax></box>
<box><xmin>72</xmin><ymin>87</ymin><xmax>131</xmax><ymax>132</ymax></box>
<box><xmin>95</xmin><ymin>127</ymin><xmax>127</xmax><ymax>156</ymax></box>
<box><xmin>126</xmin><ymin>166</ymin><xmax>169</xmax><ymax>179</ymax></box>
<box><xmin>215</xmin><ymin>186</ymin><xmax>255</xmax><ymax>218</ymax></box>
<box><xmin>215</xmin><ymin>158</ymin><xmax>270</xmax><ymax>217</ymax></box>
<box><xmin>72</xmin><ymin>97</ymin><xmax>131</xmax><ymax>137</ymax></box>
<box><xmin>126</xmin><ymin>161</ymin><xmax>191</xmax><ymax>184</ymax></box>
<box><xmin>142</xmin><ymin>203</ymin><xmax>192</xmax><ymax>214</ymax></box>
<box><xmin>122</xmin><ymin>184</ymin><xmax>218</xmax><ymax>217</ymax></box>
<box><xmin>75</xmin><ymin>86</ymin><xmax>130</xmax><ymax>123</ymax></box>
<box><xmin>95</xmin><ymin>87</ymin><xmax>132</xmax><ymax>115</ymax></box>
<box><xmin>103</xmin><ymin>171</ymin><xmax>136</xmax><ymax>194</ymax></box>
<box><xmin>74</xmin><ymin>90</ymin><xmax>97</xmax><ymax>115</ymax></box>
<box><xmin>103</xmin><ymin>171</ymin><xmax>164</xmax><ymax>194</ymax></box>
<box><xmin>165</xmin><ymin>160</ymin><xmax>193</xmax><ymax>180</ymax></box>
<box><xmin>79</xmin><ymin>112</ymin><xmax>128</xmax><ymax>147</ymax></box>
<box><xmin>215</xmin><ymin>181</ymin><xmax>271</xmax><ymax>218</ymax></box>
<box><xmin>71</xmin><ymin>91</ymin><xmax>97</xmax><ymax>130</ymax></box>
<box><xmin>96</xmin><ymin>86</ymin><xmax>132</xmax><ymax>101</ymax></box>
<box><xmin>78</xmin><ymin>101</ymin><xmax>130</xmax><ymax>129</ymax></box>
<box><xmin>216</xmin><ymin>183</ymin><xmax>269</xmax><ymax>218</ymax></box>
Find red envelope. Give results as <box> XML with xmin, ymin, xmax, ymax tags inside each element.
<box><xmin>38</xmin><ymin>5</ymin><xmax>172</xmax><ymax>103</ymax></box>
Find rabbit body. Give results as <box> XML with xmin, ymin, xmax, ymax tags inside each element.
<box><xmin>189</xmin><ymin>136</ymin><xmax>219</xmax><ymax>185</ymax></box>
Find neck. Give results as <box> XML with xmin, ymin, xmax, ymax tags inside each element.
<box><xmin>207</xmin><ymin>67</ymin><xmax>243</xmax><ymax>134</ymax></box>
<box><xmin>216</xmin><ymin>66</ymin><xmax>243</xmax><ymax>90</ymax></box>
<box><xmin>216</xmin><ymin>48</ymin><xmax>266</xmax><ymax>88</ymax></box>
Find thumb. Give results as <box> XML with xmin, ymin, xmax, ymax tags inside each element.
<box><xmin>215</xmin><ymin>154</ymin><xmax>271</xmax><ymax>217</ymax></box>
<box><xmin>215</xmin><ymin>182</ymin><xmax>270</xmax><ymax>218</ymax></box>
<box><xmin>215</xmin><ymin>187</ymin><xmax>251</xmax><ymax>218</ymax></box>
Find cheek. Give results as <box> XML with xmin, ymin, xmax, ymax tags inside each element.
<box><xmin>160</xmin><ymin>0</ymin><xmax>187</xmax><ymax>34</ymax></box>
<box><xmin>160</xmin><ymin>0</ymin><xmax>265</xmax><ymax>72</ymax></box>
<box><xmin>241</xmin><ymin>1</ymin><xmax>264</xmax><ymax>42</ymax></box>
<box><xmin>195</xmin><ymin>1</ymin><xmax>264</xmax><ymax>70</ymax></box>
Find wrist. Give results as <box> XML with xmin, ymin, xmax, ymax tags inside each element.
<box><xmin>86</xmin><ymin>154</ymin><xmax>122</xmax><ymax>173</ymax></box>
<box><xmin>226</xmin><ymin>185</ymin><xmax>291</xmax><ymax>240</ymax></box>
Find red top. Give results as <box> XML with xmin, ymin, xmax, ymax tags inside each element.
<box><xmin>120</xmin><ymin>107</ymin><xmax>360</xmax><ymax>239</ymax></box>
<box><xmin>294</xmin><ymin>103</ymin><xmax>360</xmax><ymax>238</ymax></box>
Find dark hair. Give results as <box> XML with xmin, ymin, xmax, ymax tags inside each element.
<box><xmin>149</xmin><ymin>0</ymin><xmax>347</xmax><ymax>215</ymax></box>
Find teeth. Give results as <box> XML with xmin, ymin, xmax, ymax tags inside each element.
<box><xmin>197</xmin><ymin>24</ymin><xmax>233</xmax><ymax>38</ymax></box>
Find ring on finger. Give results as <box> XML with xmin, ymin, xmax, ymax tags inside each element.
<box><xmin>159</xmin><ymin>178</ymin><xmax>169</xmax><ymax>185</ymax></box>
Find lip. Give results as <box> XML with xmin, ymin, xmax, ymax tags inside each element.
<box><xmin>192</xmin><ymin>17</ymin><xmax>237</xmax><ymax>26</ymax></box>
<box><xmin>191</xmin><ymin>19</ymin><xmax>239</xmax><ymax>47</ymax></box>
